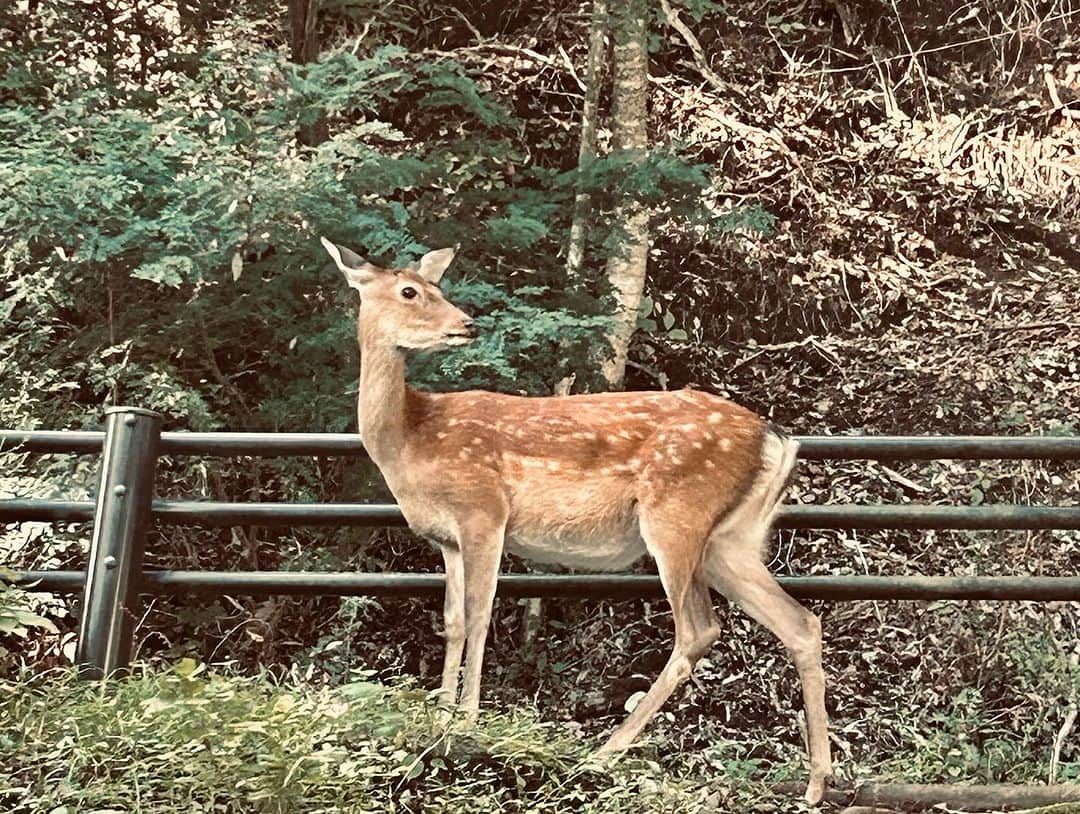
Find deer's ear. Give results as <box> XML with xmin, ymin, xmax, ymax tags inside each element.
<box><xmin>416</xmin><ymin>247</ymin><xmax>456</xmax><ymax>284</ymax></box>
<box><xmin>320</xmin><ymin>236</ymin><xmax>378</xmax><ymax>291</ymax></box>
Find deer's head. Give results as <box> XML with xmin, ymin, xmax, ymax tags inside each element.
<box><xmin>321</xmin><ymin>237</ymin><xmax>476</xmax><ymax>352</ymax></box>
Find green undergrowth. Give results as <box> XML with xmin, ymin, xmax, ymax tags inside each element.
<box><xmin>0</xmin><ymin>662</ymin><xmax>786</xmax><ymax>814</ymax></box>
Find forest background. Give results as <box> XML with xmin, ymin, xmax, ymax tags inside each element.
<box><xmin>1</xmin><ymin>0</ymin><xmax>1079</xmax><ymax>811</ymax></box>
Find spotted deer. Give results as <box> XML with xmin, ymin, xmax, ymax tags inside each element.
<box><xmin>321</xmin><ymin>237</ymin><xmax>833</xmax><ymax>803</ymax></box>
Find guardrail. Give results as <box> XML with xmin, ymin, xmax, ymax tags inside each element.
<box><xmin>2</xmin><ymin>407</ymin><xmax>1079</xmax><ymax>679</ymax></box>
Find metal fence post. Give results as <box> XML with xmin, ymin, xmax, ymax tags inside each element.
<box><xmin>76</xmin><ymin>407</ymin><xmax>162</xmax><ymax>678</ymax></box>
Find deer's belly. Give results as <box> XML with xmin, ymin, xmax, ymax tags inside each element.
<box><xmin>504</xmin><ymin>532</ymin><xmax>646</xmax><ymax>570</ymax></box>
<box><xmin>503</xmin><ymin>484</ymin><xmax>645</xmax><ymax>571</ymax></box>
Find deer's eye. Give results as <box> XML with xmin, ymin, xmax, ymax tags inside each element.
<box><xmin>401</xmin><ymin>286</ymin><xmax>418</xmax><ymax>300</ymax></box>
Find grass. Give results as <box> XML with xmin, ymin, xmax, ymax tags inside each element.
<box><xmin>5</xmin><ymin>652</ymin><xmax>1072</xmax><ymax>812</ymax></box>
<box><xmin>0</xmin><ymin>661</ymin><xmax>789</xmax><ymax>814</ymax></box>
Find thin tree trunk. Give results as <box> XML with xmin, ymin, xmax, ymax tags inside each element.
<box><xmin>176</xmin><ymin>0</ymin><xmax>208</xmax><ymax>35</ymax></box>
<box><xmin>601</xmin><ymin>0</ymin><xmax>649</xmax><ymax>389</ymax></box>
<box><xmin>289</xmin><ymin>0</ymin><xmax>322</xmax><ymax>63</ymax></box>
<box><xmin>566</xmin><ymin>0</ymin><xmax>608</xmax><ymax>280</ymax></box>
<box><xmin>288</xmin><ymin>0</ymin><xmax>329</xmax><ymax>146</ymax></box>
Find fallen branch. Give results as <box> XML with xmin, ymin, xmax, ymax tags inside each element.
<box><xmin>658</xmin><ymin>0</ymin><xmax>813</xmax><ymax>189</ymax></box>
<box><xmin>954</xmin><ymin>321</ymin><xmax>1080</xmax><ymax>339</ymax></box>
<box><xmin>1050</xmin><ymin>704</ymin><xmax>1078</xmax><ymax>784</ymax></box>
<box><xmin>773</xmin><ymin>781</ymin><xmax>1080</xmax><ymax>811</ymax></box>
<box><xmin>429</xmin><ymin>43</ymin><xmax>575</xmax><ymax>79</ymax></box>
<box><xmin>881</xmin><ymin>464</ymin><xmax>929</xmax><ymax>494</ymax></box>
<box><xmin>657</xmin><ymin>0</ymin><xmax>730</xmax><ymax>94</ymax></box>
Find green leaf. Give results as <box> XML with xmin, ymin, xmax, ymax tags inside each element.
<box><xmin>174</xmin><ymin>657</ymin><xmax>201</xmax><ymax>678</ymax></box>
<box><xmin>338</xmin><ymin>681</ymin><xmax>387</xmax><ymax>701</ymax></box>
<box><xmin>131</xmin><ymin>256</ymin><xmax>194</xmax><ymax>287</ymax></box>
<box><xmin>10</xmin><ymin>609</ymin><xmax>57</xmax><ymax>632</ymax></box>
<box><xmin>400</xmin><ymin>753</ymin><xmax>425</xmax><ymax>780</ymax></box>
<box><xmin>0</xmin><ymin>617</ymin><xmax>25</xmax><ymax>635</ymax></box>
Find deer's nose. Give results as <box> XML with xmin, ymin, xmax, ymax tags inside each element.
<box><xmin>461</xmin><ymin>317</ymin><xmax>477</xmax><ymax>337</ymax></box>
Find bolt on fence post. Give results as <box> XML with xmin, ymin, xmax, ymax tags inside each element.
<box><xmin>76</xmin><ymin>407</ymin><xmax>162</xmax><ymax>679</ymax></box>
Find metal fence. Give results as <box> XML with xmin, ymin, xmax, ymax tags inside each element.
<box><xmin>2</xmin><ymin>406</ymin><xmax>1080</xmax><ymax>680</ymax></box>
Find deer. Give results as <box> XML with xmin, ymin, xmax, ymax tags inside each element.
<box><xmin>320</xmin><ymin>236</ymin><xmax>833</xmax><ymax>804</ymax></box>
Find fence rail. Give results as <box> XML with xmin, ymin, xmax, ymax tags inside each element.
<box><xmin>14</xmin><ymin>570</ymin><xmax>1080</xmax><ymax>601</ymax></box>
<box><xmin>2</xmin><ymin>408</ymin><xmax>1079</xmax><ymax>678</ymax></box>
<box><xmin>5</xmin><ymin>498</ymin><xmax>1080</xmax><ymax>530</ymax></box>
<box><xmin>5</xmin><ymin>429</ymin><xmax>1080</xmax><ymax>459</ymax></box>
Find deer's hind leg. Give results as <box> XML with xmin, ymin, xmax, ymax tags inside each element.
<box><xmin>702</xmin><ymin>436</ymin><xmax>832</xmax><ymax>804</ymax></box>
<box><xmin>598</xmin><ymin>510</ymin><xmax>720</xmax><ymax>753</ymax></box>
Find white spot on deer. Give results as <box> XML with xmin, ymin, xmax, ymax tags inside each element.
<box><xmin>679</xmin><ymin>423</ymin><xmax>697</xmax><ymax>433</ymax></box>
<box><xmin>720</xmin><ymin>438</ymin><xmax>732</xmax><ymax>451</ymax></box>
<box><xmin>546</xmin><ymin>461</ymin><xmax>561</xmax><ymax>471</ymax></box>
<box><xmin>704</xmin><ymin>459</ymin><xmax>716</xmax><ymax>469</ymax></box>
<box><xmin>458</xmin><ymin>450</ymin><xmax>471</xmax><ymax>460</ymax></box>
<box><xmin>692</xmin><ymin>440</ymin><xmax>703</xmax><ymax>450</ymax></box>
<box><xmin>708</xmin><ymin>413</ymin><xmax>723</xmax><ymax>424</ymax></box>
<box><xmin>670</xmin><ymin>456</ymin><xmax>683</xmax><ymax>466</ymax></box>
<box><xmin>472</xmin><ymin>437</ymin><xmax>484</xmax><ymax>446</ymax></box>
<box><xmin>436</xmin><ymin>432</ymin><xmax>448</xmax><ymax>440</ymax></box>
<box><xmin>448</xmin><ymin>418</ymin><xmax>461</xmax><ymax>426</ymax></box>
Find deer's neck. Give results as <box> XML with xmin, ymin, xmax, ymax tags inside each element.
<box><xmin>357</xmin><ymin>338</ymin><xmax>410</xmax><ymax>466</ymax></box>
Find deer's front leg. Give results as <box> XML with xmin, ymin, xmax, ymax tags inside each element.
<box><xmin>457</xmin><ymin>524</ymin><xmax>505</xmax><ymax>721</ymax></box>
<box><xmin>438</xmin><ymin>544</ymin><xmax>466</xmax><ymax>707</ymax></box>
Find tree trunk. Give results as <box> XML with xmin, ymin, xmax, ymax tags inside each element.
<box><xmin>288</xmin><ymin>0</ymin><xmax>329</xmax><ymax>147</ymax></box>
<box><xmin>176</xmin><ymin>0</ymin><xmax>210</xmax><ymax>35</ymax></box>
<box><xmin>600</xmin><ymin>0</ymin><xmax>649</xmax><ymax>388</ymax></box>
<box><xmin>565</xmin><ymin>0</ymin><xmax>608</xmax><ymax>280</ymax></box>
